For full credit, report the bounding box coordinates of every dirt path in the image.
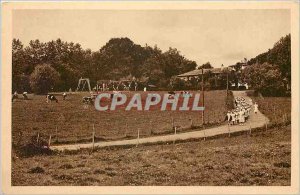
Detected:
[50,91,269,151]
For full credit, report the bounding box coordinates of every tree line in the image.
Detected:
[241,34,291,96]
[12,37,197,94]
[12,34,291,96]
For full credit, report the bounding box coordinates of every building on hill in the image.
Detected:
[228,62,250,71]
[177,67,232,81]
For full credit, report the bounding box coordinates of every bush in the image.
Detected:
[241,63,286,96]
[169,76,186,90]
[30,64,60,94]
[18,135,53,157]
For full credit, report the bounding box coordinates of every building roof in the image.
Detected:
[229,63,248,67]
[177,67,231,77]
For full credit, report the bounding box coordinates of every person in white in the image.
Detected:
[254,102,259,114]
[235,111,239,124]
[239,109,245,125]
[226,111,231,125]
[231,111,236,125]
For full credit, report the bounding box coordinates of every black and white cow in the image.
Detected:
[167,91,176,99]
[82,96,94,104]
[23,92,29,100]
[12,91,18,102]
[181,91,192,98]
[110,91,121,99]
[168,91,176,95]
[62,92,67,100]
[46,94,58,103]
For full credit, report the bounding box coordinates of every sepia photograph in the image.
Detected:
[1,1,299,194]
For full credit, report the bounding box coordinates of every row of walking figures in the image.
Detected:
[225,97,258,126]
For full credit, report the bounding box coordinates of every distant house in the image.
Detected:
[231,82,249,90]
[177,67,232,81]
[229,62,249,71]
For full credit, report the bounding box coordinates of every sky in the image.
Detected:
[13,9,290,67]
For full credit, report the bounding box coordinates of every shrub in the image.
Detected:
[241,63,286,96]
[30,64,60,94]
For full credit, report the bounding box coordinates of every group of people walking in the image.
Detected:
[226,97,255,126]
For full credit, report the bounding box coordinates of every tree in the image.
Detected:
[12,39,26,92]
[169,76,186,90]
[198,62,213,69]
[241,63,285,96]
[30,64,60,94]
[13,37,198,91]
[247,34,291,90]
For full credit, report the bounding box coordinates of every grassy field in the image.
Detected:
[249,94,291,126]
[12,124,291,186]
[11,91,291,186]
[12,90,230,147]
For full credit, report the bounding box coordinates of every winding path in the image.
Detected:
[50,91,269,151]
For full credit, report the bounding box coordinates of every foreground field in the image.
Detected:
[12,90,230,147]
[12,124,291,186]
[11,91,291,186]
[249,95,291,126]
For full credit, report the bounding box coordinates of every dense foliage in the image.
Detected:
[12,38,197,93]
[29,64,60,94]
[241,63,286,96]
[12,34,291,95]
[242,34,291,96]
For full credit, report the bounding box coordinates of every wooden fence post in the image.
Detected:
[171,117,174,130]
[212,112,215,124]
[48,135,52,147]
[136,129,140,147]
[203,130,206,141]
[173,126,177,144]
[92,124,95,151]
[55,126,58,142]
[125,123,128,137]
[284,113,287,124]
[150,121,153,135]
[207,113,210,124]
[36,132,40,144]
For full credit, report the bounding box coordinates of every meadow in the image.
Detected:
[249,94,291,126]
[12,124,291,186]
[12,90,230,147]
[11,91,291,186]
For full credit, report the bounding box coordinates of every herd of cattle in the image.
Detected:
[12,90,192,104]
[12,91,95,104]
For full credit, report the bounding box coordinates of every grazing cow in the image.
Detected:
[167,91,176,99]
[12,91,18,102]
[46,94,58,103]
[62,92,67,100]
[168,94,175,99]
[181,91,192,98]
[82,96,93,104]
[110,91,121,99]
[23,92,29,100]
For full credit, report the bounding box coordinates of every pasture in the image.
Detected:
[12,123,291,186]
[249,95,291,126]
[12,90,230,147]
[11,92,291,186]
